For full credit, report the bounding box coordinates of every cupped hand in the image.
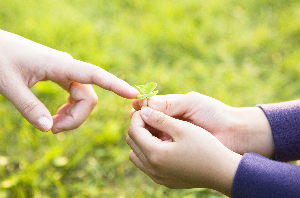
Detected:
[0,30,139,133]
[127,106,241,196]
[132,92,275,158]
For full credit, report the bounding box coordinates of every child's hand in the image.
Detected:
[132,92,275,158]
[127,106,242,196]
[0,30,139,133]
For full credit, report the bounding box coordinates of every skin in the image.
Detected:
[0,30,139,133]
[127,106,242,196]
[128,92,275,195]
[132,92,275,158]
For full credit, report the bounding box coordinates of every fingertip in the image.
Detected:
[132,99,141,110]
[128,150,137,163]
[122,86,140,99]
[114,82,140,99]
[130,110,145,128]
[130,108,137,118]
[132,88,140,98]
[36,116,53,132]
[51,127,63,134]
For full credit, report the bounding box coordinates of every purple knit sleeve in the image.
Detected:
[231,153,300,198]
[257,100,300,162]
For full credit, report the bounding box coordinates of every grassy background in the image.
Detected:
[1,0,300,197]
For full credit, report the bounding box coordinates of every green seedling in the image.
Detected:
[136,82,158,99]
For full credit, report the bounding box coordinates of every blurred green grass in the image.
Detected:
[1,0,300,197]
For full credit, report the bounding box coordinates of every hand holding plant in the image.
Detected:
[132,92,274,158]
[127,106,242,196]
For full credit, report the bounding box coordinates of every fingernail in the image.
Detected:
[37,117,53,132]
[141,106,153,117]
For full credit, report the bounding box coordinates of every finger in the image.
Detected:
[130,108,137,119]
[128,111,165,154]
[55,97,74,115]
[132,98,147,111]
[151,94,183,99]
[132,94,182,111]
[131,109,172,142]
[126,135,148,164]
[140,106,189,140]
[51,59,139,99]
[128,150,149,175]
[132,99,141,111]
[51,82,97,133]
[147,95,186,117]
[0,75,53,132]
[145,125,173,142]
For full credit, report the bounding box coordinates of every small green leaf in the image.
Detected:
[135,85,146,94]
[136,82,158,99]
[136,94,148,99]
[144,82,157,94]
[146,90,158,98]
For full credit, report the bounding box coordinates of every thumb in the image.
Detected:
[147,94,188,117]
[140,106,186,140]
[2,80,53,132]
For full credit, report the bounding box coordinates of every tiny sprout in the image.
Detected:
[136,82,158,99]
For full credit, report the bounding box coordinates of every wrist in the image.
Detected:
[230,107,275,158]
[210,147,242,196]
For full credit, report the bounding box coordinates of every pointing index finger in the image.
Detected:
[63,59,139,99]
[74,60,139,99]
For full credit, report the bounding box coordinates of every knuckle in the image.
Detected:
[61,52,73,59]
[81,84,99,107]
[90,91,98,106]
[93,96,98,106]
[164,99,172,113]
[186,91,200,99]
[21,100,39,116]
[148,153,160,167]
[151,176,164,186]
[184,91,203,109]
[149,171,169,187]
[147,150,166,168]
[89,66,99,81]
[90,66,109,87]
[153,112,168,126]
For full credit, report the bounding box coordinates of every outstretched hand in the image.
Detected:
[127,106,241,196]
[0,30,139,133]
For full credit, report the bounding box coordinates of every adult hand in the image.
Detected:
[127,106,242,196]
[132,92,275,158]
[0,30,139,133]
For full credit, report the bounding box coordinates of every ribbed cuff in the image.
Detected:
[258,100,300,162]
